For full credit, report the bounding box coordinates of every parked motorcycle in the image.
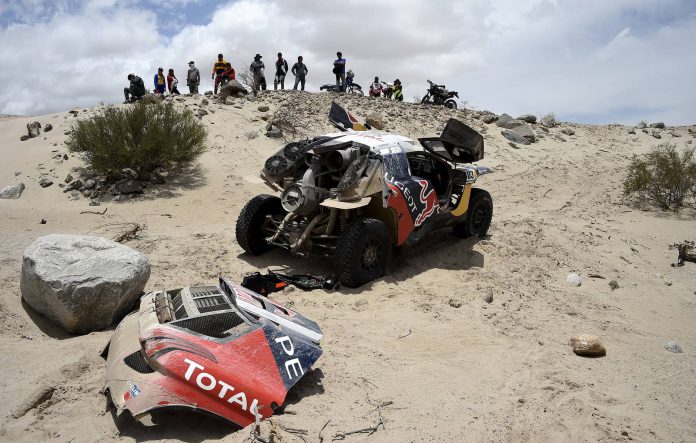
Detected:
[320,71,364,95]
[381,81,393,99]
[421,79,459,109]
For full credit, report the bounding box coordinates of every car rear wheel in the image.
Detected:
[453,188,493,238]
[236,194,285,255]
[444,99,458,109]
[334,217,391,287]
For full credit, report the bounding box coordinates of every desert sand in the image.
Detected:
[0,92,695,442]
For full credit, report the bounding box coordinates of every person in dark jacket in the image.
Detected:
[154,67,166,94]
[274,52,289,90]
[123,74,146,103]
[333,51,346,91]
[291,56,308,91]
[187,61,200,94]
[167,69,180,95]
[250,54,266,91]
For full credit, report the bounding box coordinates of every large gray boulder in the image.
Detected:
[219,80,248,100]
[540,114,557,128]
[496,113,526,129]
[501,129,531,145]
[0,183,25,199]
[27,121,41,139]
[21,234,150,333]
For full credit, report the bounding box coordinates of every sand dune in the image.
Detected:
[0,92,694,442]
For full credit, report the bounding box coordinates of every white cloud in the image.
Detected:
[0,0,694,124]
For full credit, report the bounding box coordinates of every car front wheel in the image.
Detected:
[453,188,493,238]
[236,194,285,255]
[334,217,392,287]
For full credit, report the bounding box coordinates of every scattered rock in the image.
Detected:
[66,179,83,191]
[366,112,386,130]
[39,178,53,188]
[501,129,531,145]
[26,121,42,139]
[224,97,236,106]
[64,174,73,184]
[609,280,619,291]
[201,98,209,106]
[20,234,151,333]
[246,131,259,140]
[20,135,30,141]
[83,179,96,190]
[670,131,681,137]
[89,201,101,206]
[197,109,208,117]
[636,121,647,129]
[627,129,636,134]
[40,219,46,224]
[649,122,665,129]
[652,130,662,139]
[0,183,25,199]
[64,130,71,136]
[44,123,53,132]
[266,128,283,138]
[517,114,537,124]
[664,341,682,353]
[114,179,143,195]
[150,171,166,184]
[448,299,462,308]
[508,142,520,149]
[554,135,567,143]
[540,114,557,128]
[496,114,526,129]
[561,128,575,136]
[569,334,606,357]
[481,114,497,124]
[483,289,493,304]
[566,273,582,287]
[258,105,270,112]
[68,109,79,116]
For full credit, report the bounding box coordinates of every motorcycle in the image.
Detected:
[421,79,459,109]
[320,71,364,95]
[369,81,383,98]
[381,81,393,99]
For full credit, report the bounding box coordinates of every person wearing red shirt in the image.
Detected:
[167,69,180,95]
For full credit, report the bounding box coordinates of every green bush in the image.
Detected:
[623,144,696,210]
[66,101,207,177]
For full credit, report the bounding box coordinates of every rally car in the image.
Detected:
[236,103,493,287]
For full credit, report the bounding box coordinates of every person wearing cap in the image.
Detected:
[393,79,403,101]
[274,52,289,90]
[154,67,166,94]
[291,56,308,91]
[333,51,346,91]
[212,53,228,94]
[250,54,267,91]
[123,73,145,103]
[187,61,200,94]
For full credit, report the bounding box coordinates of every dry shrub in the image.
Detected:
[66,101,207,177]
[623,143,696,210]
[269,97,322,141]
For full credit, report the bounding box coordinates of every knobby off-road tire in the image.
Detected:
[444,99,458,109]
[236,194,284,255]
[453,188,493,238]
[334,217,392,288]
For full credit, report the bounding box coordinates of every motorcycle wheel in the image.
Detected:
[421,95,430,104]
[350,86,364,96]
[444,99,458,109]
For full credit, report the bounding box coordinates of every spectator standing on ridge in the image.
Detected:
[123,74,145,103]
[167,69,180,95]
[212,53,228,94]
[221,62,235,83]
[291,56,308,91]
[187,61,200,94]
[393,79,403,101]
[250,54,267,91]
[154,67,166,94]
[274,52,289,90]
[333,51,346,91]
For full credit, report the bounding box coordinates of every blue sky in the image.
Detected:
[0,0,694,125]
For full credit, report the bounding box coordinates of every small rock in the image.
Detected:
[40,219,46,224]
[0,183,25,199]
[609,280,619,291]
[627,129,636,134]
[64,174,74,183]
[366,112,386,130]
[39,178,53,188]
[89,201,101,206]
[197,109,208,117]
[246,131,259,140]
[652,130,661,139]
[114,179,143,195]
[83,179,96,190]
[664,341,682,353]
[258,105,270,112]
[481,114,497,124]
[150,171,166,184]
[569,334,606,357]
[27,121,42,138]
[561,128,575,136]
[501,129,531,145]
[63,154,68,160]
[266,128,283,138]
[566,273,582,287]
[66,179,83,191]
[517,114,537,124]
[201,98,209,106]
[649,122,665,129]
[68,109,79,116]
[448,299,462,308]
[483,289,493,304]
[44,124,53,132]
[621,431,629,437]
[508,142,520,149]
[64,130,71,136]
[496,114,526,129]
[540,114,557,128]
[636,121,647,129]
[669,131,681,137]
[20,135,29,141]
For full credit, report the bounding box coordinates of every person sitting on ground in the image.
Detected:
[123,74,146,103]
[212,53,228,94]
[167,69,180,95]
[370,76,383,97]
[250,54,267,91]
[291,56,308,91]
[274,52,289,90]
[221,62,235,83]
[333,51,346,91]
[393,79,403,101]
[154,67,166,94]
[187,61,200,94]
